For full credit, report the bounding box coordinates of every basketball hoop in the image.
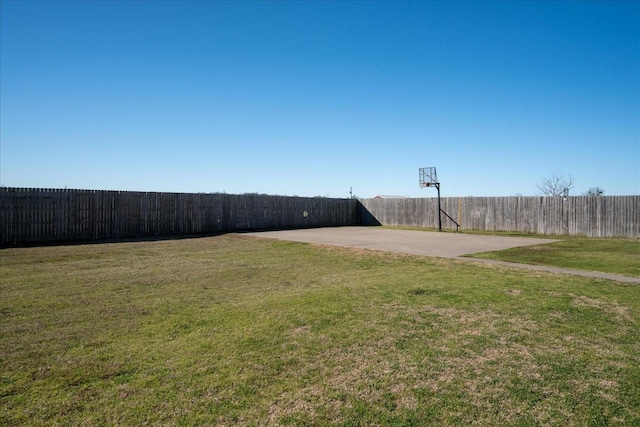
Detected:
[418,166,460,232]
[420,166,442,231]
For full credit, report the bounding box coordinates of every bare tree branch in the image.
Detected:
[537,173,575,196]
[584,187,604,196]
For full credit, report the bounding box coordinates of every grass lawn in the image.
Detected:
[1,234,639,425]
[465,236,640,278]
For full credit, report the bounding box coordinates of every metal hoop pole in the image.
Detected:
[436,183,442,232]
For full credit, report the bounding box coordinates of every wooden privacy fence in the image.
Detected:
[0,188,358,245]
[2,189,638,244]
[358,196,640,238]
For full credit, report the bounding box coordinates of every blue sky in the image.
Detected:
[1,1,638,198]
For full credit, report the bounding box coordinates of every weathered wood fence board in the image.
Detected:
[358,196,639,238]
[0,188,358,245]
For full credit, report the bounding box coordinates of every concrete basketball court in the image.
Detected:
[246,226,640,283]
[247,226,558,258]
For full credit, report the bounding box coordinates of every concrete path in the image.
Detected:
[245,226,640,284]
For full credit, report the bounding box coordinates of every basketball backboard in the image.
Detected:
[419,167,438,187]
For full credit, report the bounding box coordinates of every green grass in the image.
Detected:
[466,236,640,278]
[1,234,639,425]
[384,226,640,278]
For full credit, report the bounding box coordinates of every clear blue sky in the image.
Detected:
[1,1,639,198]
